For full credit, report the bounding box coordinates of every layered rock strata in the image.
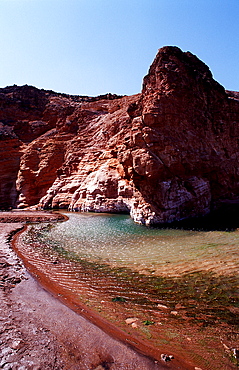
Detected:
[1,46,239,225]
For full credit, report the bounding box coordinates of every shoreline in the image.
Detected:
[12,226,194,370]
[0,211,187,369]
[0,210,68,224]
[2,210,236,369]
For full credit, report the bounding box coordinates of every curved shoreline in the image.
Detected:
[12,226,195,369]
[8,211,195,370]
[1,216,165,369]
[0,210,223,369]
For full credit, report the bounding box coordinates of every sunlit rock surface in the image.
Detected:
[1,46,239,225]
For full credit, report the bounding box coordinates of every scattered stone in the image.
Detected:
[125,317,140,328]
[222,343,230,350]
[125,317,139,325]
[161,353,174,362]
[10,339,22,349]
[157,303,168,310]
[170,311,178,316]
[94,366,105,370]
[232,348,239,359]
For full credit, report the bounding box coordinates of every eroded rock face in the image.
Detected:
[122,46,239,223]
[1,46,239,225]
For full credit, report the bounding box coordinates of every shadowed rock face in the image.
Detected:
[1,46,239,225]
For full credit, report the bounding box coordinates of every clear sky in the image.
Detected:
[0,0,238,96]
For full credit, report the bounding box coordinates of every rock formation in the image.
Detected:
[1,46,239,225]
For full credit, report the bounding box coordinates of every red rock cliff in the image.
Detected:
[1,46,239,225]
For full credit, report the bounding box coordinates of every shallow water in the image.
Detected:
[16,212,239,369]
[23,212,239,275]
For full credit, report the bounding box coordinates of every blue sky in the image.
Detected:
[0,0,238,96]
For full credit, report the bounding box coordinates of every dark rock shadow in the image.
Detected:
[154,202,239,232]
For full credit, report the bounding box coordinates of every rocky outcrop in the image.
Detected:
[1,46,239,225]
[123,46,239,223]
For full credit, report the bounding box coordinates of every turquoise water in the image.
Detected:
[15,212,239,369]
[22,212,239,277]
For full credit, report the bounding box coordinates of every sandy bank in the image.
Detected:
[0,210,67,223]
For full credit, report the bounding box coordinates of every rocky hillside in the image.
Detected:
[1,46,239,225]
